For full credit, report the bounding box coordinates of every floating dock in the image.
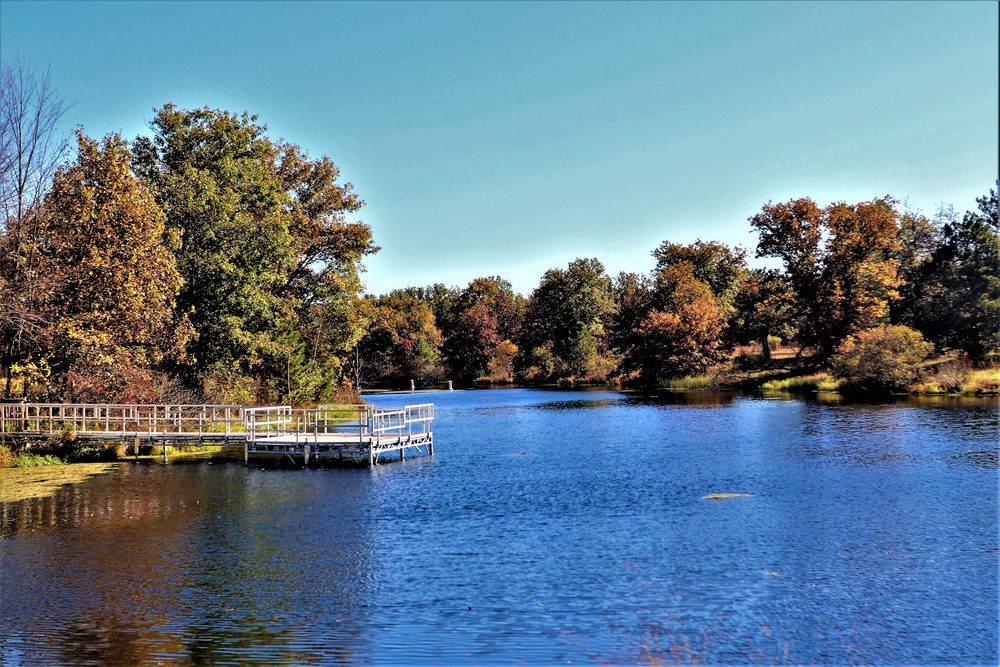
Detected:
[0,402,434,466]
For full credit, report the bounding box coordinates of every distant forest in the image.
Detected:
[2,58,998,403]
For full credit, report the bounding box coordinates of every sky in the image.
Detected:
[2,1,997,296]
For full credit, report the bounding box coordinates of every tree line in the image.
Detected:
[2,57,997,402]
[358,186,998,391]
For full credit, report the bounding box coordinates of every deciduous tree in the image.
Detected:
[751,197,903,356]
[37,132,188,400]
[520,258,615,380]
[0,54,69,396]
[620,263,726,383]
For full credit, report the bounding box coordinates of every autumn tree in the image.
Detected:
[356,292,444,387]
[832,324,934,394]
[445,276,523,383]
[817,199,903,352]
[750,197,902,356]
[36,132,188,401]
[399,283,462,338]
[619,262,727,384]
[447,302,502,384]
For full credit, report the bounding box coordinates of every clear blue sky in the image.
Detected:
[2,1,997,296]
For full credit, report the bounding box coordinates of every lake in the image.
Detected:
[1,388,997,665]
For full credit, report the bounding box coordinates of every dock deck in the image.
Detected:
[0,402,434,466]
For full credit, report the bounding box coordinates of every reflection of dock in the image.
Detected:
[0,403,434,466]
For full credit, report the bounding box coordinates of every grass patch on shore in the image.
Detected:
[760,372,842,394]
[663,375,716,390]
[11,454,66,467]
[961,368,1000,395]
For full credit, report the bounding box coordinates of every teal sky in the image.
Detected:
[2,1,997,296]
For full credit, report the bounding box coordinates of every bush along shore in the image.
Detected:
[649,345,999,398]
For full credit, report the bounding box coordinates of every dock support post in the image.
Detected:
[368,445,374,467]
[244,440,249,465]
[304,444,310,467]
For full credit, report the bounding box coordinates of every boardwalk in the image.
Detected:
[0,402,434,466]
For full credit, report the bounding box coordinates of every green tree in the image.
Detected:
[730,269,795,361]
[911,185,1000,359]
[890,207,941,326]
[133,105,293,377]
[652,239,747,307]
[133,105,376,398]
[520,258,615,380]
[608,271,653,377]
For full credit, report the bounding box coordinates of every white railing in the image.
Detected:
[0,403,245,438]
[1,401,435,454]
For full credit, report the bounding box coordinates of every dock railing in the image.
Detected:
[2,401,435,465]
[371,403,434,444]
[1,403,245,439]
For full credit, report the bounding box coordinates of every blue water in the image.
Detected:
[1,388,997,665]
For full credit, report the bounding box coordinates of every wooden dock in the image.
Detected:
[0,402,434,466]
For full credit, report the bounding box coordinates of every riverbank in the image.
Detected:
[0,442,244,471]
[658,349,1000,397]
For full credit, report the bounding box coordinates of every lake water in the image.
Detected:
[1,388,997,665]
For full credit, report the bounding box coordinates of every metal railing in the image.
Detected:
[0,403,245,439]
[1,402,435,462]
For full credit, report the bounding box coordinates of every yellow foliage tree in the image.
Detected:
[39,132,190,400]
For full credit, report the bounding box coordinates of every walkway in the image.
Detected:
[0,402,434,466]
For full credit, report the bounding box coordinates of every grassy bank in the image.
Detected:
[656,347,999,397]
[0,441,245,469]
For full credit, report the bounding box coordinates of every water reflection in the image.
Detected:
[1,464,378,665]
[2,389,997,665]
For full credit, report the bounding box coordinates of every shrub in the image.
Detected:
[928,355,972,393]
[832,325,934,393]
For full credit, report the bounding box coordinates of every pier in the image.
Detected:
[0,402,434,466]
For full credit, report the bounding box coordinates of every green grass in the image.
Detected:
[759,372,842,393]
[663,375,716,390]
[11,454,66,467]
